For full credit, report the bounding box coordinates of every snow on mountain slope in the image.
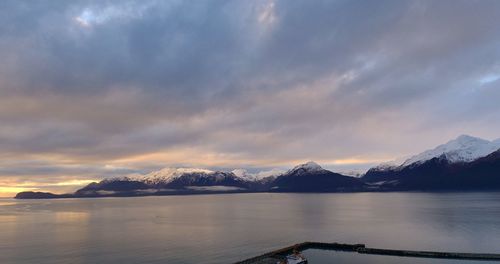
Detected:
[286,161,325,175]
[401,135,500,167]
[106,165,286,186]
[231,168,284,181]
[339,170,365,177]
[231,169,253,181]
[371,161,399,171]
[136,167,214,185]
[371,155,411,171]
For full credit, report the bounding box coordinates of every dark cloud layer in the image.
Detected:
[1,0,500,194]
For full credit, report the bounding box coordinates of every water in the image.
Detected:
[1,192,500,264]
[303,249,497,264]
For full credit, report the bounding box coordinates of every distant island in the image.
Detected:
[16,135,500,199]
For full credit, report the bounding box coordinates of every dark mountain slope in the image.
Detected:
[363,150,500,190]
[270,162,366,192]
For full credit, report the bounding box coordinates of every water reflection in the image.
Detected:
[55,211,90,222]
[1,192,500,264]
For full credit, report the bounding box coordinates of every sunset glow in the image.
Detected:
[1,0,500,197]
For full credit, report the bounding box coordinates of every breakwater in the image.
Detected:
[235,242,500,263]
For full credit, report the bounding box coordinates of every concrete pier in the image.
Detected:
[235,242,500,263]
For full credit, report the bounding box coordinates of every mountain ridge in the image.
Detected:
[15,135,500,199]
[363,135,500,190]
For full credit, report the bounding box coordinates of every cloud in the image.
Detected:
[1,0,500,195]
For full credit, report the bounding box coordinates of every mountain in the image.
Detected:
[75,168,253,197]
[363,135,500,190]
[269,162,366,192]
[162,171,250,190]
[74,162,365,196]
[16,135,500,199]
[363,150,500,190]
[15,191,71,199]
[369,135,500,174]
[401,135,500,166]
[138,167,215,186]
[231,168,284,182]
[16,162,365,198]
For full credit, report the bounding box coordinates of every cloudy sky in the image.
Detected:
[1,0,500,196]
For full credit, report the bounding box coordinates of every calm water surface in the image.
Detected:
[1,192,500,264]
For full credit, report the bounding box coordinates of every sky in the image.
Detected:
[1,0,500,196]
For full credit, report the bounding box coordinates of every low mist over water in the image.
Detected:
[2,192,500,264]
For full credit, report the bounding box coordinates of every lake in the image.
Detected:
[2,192,500,263]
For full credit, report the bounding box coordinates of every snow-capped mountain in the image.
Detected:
[75,168,252,196]
[87,165,284,191]
[288,161,325,174]
[137,167,214,185]
[400,135,500,166]
[364,135,500,180]
[164,171,249,189]
[370,135,500,173]
[270,161,366,192]
[362,148,500,190]
[231,168,284,181]
[16,146,500,199]
[67,161,366,197]
[129,167,251,188]
[363,135,500,190]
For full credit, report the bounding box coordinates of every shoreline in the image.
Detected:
[14,189,500,199]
